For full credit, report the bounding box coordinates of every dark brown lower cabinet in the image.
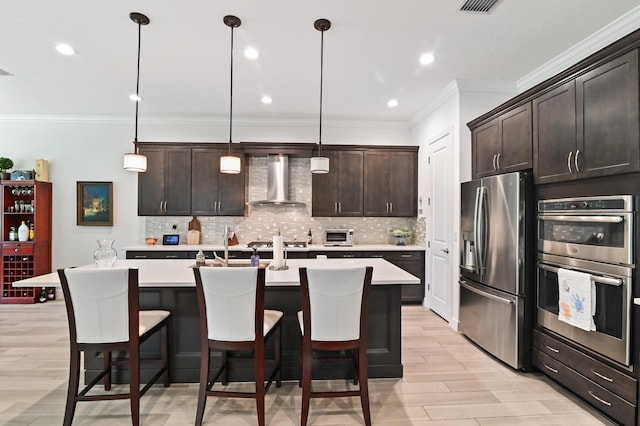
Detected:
[309,250,425,304]
[532,329,636,425]
[83,284,403,383]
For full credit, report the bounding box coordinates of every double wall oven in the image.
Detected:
[536,195,634,366]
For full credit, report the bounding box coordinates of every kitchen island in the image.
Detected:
[15,257,419,383]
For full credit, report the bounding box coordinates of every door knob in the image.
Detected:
[441,248,449,254]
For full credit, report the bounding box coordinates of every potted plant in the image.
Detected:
[0,157,13,180]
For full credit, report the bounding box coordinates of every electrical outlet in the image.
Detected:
[172,224,177,230]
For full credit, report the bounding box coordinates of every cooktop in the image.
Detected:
[246,241,307,248]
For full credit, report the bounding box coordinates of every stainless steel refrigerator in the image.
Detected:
[459,171,534,370]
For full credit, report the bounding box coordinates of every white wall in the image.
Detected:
[0,116,411,270]
[410,80,516,329]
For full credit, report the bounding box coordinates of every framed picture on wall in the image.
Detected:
[77,181,113,226]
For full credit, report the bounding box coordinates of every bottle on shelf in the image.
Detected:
[307,229,313,245]
[17,221,29,242]
[29,223,34,240]
[8,226,16,241]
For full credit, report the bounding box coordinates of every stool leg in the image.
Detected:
[358,344,371,426]
[129,345,141,426]
[275,324,282,388]
[161,323,170,387]
[255,342,266,426]
[63,348,80,426]
[195,346,210,426]
[300,343,312,426]
[103,351,112,391]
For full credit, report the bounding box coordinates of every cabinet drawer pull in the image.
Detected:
[389,202,393,213]
[591,369,613,382]
[542,362,559,374]
[400,254,413,258]
[165,255,179,259]
[496,153,501,170]
[574,149,581,172]
[567,151,573,173]
[371,254,384,258]
[588,390,612,407]
[492,154,497,170]
[544,344,560,353]
[133,255,148,259]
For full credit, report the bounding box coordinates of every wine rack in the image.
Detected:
[0,180,52,304]
[1,244,36,303]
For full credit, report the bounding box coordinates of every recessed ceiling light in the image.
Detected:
[244,47,259,59]
[261,95,272,104]
[419,52,435,65]
[56,43,75,55]
[129,94,142,102]
[387,99,399,108]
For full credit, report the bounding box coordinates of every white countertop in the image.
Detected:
[124,243,425,253]
[13,258,420,288]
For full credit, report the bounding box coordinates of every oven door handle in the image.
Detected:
[537,215,624,223]
[537,263,622,286]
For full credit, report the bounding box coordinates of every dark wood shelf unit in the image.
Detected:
[0,180,52,304]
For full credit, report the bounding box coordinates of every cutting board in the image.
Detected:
[188,216,201,231]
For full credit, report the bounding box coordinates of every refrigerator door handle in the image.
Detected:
[460,280,514,305]
[475,186,487,273]
[473,187,482,274]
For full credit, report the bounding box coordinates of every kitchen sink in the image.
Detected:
[190,259,271,268]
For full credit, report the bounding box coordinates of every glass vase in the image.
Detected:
[94,239,117,268]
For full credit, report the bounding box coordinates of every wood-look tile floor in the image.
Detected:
[0,301,616,425]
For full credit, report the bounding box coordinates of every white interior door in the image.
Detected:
[427,130,453,321]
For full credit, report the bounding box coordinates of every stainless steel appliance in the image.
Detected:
[537,196,634,265]
[536,195,634,366]
[323,229,354,246]
[459,171,534,370]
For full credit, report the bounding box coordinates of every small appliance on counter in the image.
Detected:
[389,229,412,246]
[323,229,354,246]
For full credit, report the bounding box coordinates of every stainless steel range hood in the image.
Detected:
[250,154,306,207]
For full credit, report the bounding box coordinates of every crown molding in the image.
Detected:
[0,114,406,129]
[517,6,640,92]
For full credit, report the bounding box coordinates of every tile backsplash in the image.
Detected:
[145,157,424,246]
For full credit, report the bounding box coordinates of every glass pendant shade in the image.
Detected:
[123,152,147,172]
[220,155,241,174]
[310,156,330,174]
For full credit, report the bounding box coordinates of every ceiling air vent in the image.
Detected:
[459,0,502,13]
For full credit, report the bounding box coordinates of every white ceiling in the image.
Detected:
[1,1,639,124]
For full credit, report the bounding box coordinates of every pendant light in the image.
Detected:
[123,12,150,172]
[220,15,242,174]
[310,18,331,174]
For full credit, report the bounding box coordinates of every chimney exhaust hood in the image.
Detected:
[251,154,306,207]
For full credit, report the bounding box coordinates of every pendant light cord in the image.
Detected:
[134,20,142,151]
[228,24,234,156]
[318,29,324,157]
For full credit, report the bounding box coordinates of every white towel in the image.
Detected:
[557,268,596,331]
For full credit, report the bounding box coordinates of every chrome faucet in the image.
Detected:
[213,225,231,266]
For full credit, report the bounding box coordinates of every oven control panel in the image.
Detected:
[538,195,633,213]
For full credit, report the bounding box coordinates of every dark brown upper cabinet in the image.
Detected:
[138,145,191,216]
[472,102,532,179]
[137,143,245,216]
[191,148,245,216]
[534,49,639,184]
[312,150,364,217]
[363,149,417,217]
